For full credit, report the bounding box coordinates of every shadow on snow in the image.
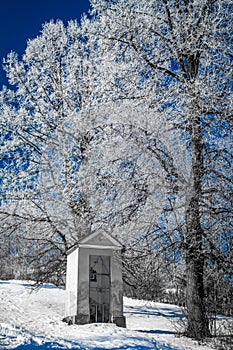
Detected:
[12,340,179,350]
[124,305,184,319]
[137,329,175,335]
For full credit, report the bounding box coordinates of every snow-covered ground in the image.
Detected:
[0,280,215,350]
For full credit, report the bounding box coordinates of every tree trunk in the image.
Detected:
[185,115,210,339]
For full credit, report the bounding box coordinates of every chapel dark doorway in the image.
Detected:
[89,255,110,323]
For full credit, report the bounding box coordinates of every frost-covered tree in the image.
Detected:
[83,0,233,339]
[0,20,110,283]
[0,19,173,284]
[0,19,164,284]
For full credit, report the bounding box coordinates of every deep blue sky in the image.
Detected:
[0,0,90,89]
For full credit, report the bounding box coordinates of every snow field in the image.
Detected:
[0,280,214,349]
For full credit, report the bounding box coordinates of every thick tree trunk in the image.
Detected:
[185,203,209,339]
[185,115,210,339]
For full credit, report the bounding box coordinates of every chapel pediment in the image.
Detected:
[78,230,122,249]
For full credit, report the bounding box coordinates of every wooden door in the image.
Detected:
[89,255,111,323]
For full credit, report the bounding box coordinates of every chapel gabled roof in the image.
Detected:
[67,229,122,255]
